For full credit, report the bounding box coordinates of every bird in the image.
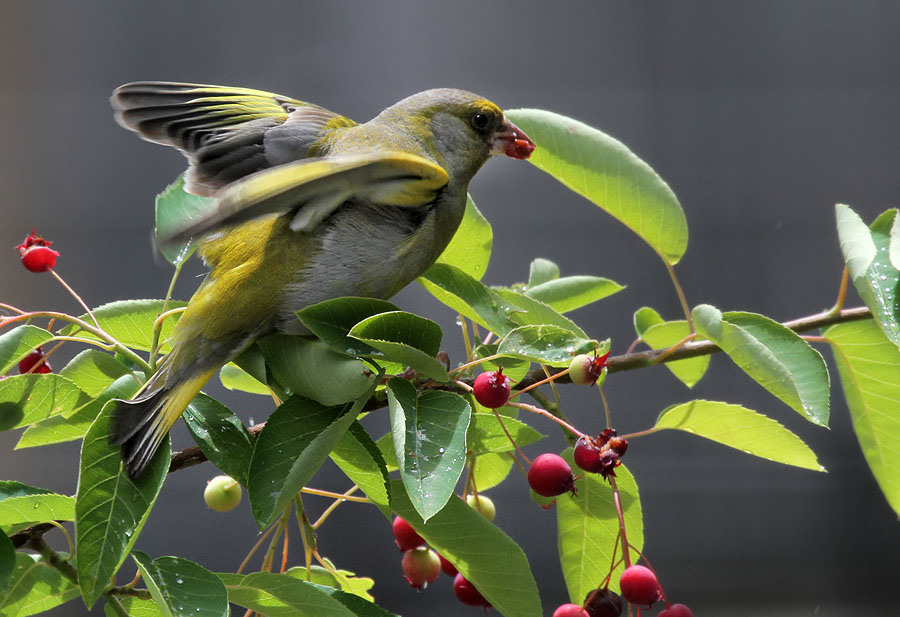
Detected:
[107,82,535,478]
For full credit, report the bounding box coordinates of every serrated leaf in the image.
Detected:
[182,394,253,486]
[495,288,588,337]
[497,325,602,367]
[132,551,228,617]
[692,304,830,425]
[61,300,187,353]
[470,451,515,491]
[507,108,688,265]
[219,571,357,617]
[297,297,401,357]
[827,320,900,516]
[528,258,560,287]
[386,379,470,521]
[654,400,824,470]
[418,263,517,335]
[349,312,447,382]
[60,349,130,398]
[641,319,709,387]
[155,174,216,266]
[390,478,541,617]
[468,412,544,456]
[0,374,90,431]
[836,205,900,348]
[75,406,169,608]
[258,335,376,405]
[219,363,269,395]
[0,326,53,376]
[0,553,80,615]
[104,596,163,617]
[329,422,391,516]
[0,482,52,502]
[525,276,624,313]
[248,394,368,530]
[0,531,13,594]
[16,374,140,449]
[437,195,493,279]
[0,494,75,531]
[306,583,396,617]
[557,455,642,601]
[472,344,532,382]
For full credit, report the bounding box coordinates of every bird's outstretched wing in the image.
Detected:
[160,151,450,246]
[112,82,357,195]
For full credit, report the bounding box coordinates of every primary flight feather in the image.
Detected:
[109,82,535,478]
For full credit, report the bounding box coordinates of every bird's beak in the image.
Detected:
[492,118,536,159]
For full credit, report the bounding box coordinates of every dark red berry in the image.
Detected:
[573,433,627,479]
[553,603,589,617]
[527,453,576,497]
[583,587,623,617]
[438,552,458,576]
[401,547,440,589]
[18,348,52,374]
[392,516,425,551]
[16,231,59,273]
[619,565,661,606]
[472,366,511,408]
[453,573,490,607]
[659,604,693,617]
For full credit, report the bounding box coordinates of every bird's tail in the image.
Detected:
[110,363,216,479]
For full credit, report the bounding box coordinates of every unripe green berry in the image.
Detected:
[465,494,496,521]
[203,475,242,512]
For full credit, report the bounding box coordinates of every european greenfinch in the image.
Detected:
[108,82,535,478]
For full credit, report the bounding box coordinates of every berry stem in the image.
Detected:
[0,302,26,315]
[827,266,850,317]
[491,409,532,465]
[459,315,474,361]
[599,386,613,428]
[449,354,504,377]
[510,366,568,399]
[311,486,366,529]
[609,475,632,568]
[48,268,100,330]
[651,333,696,365]
[237,519,279,574]
[507,400,583,438]
[150,259,186,370]
[665,261,694,333]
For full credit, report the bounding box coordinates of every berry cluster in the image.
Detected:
[573,429,628,479]
[551,566,693,616]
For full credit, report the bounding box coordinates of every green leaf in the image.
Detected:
[557,454,643,601]
[528,258,560,287]
[654,400,824,470]
[62,299,187,353]
[390,478,542,617]
[0,494,75,531]
[104,595,163,617]
[16,374,140,449]
[890,210,900,273]
[472,344,532,383]
[60,349,130,397]
[507,108,688,265]
[495,288,588,337]
[132,551,228,617]
[306,583,396,617]
[75,406,169,608]
[827,320,900,516]
[0,553,80,615]
[219,363,269,395]
[470,451,515,491]
[418,263,517,334]
[0,482,52,502]
[468,412,544,456]
[386,379,471,521]
[220,571,357,617]
[297,297,401,357]
[633,306,664,337]
[437,195,493,280]
[329,422,391,516]
[155,174,216,266]
[0,530,13,594]
[182,394,253,486]
[0,374,90,432]
[349,312,448,382]
[258,335,376,405]
[282,565,376,602]
[641,319,709,387]
[0,326,53,376]
[248,394,368,530]
[692,305,830,425]
[525,276,624,313]
[497,325,602,367]
[836,205,900,348]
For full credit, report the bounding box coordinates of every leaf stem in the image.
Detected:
[507,400,583,438]
[828,267,850,316]
[49,267,99,329]
[665,261,694,332]
[608,475,631,568]
[491,409,532,466]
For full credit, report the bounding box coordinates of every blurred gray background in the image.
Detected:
[2,2,900,615]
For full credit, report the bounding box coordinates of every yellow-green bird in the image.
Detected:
[108,82,535,478]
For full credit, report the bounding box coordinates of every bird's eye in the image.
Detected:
[471,112,491,132]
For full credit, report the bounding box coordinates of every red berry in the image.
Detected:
[392,516,425,551]
[583,588,623,617]
[619,565,661,606]
[18,348,52,374]
[553,603,589,617]
[438,552,458,576]
[659,604,693,617]
[16,231,59,273]
[528,453,576,497]
[472,366,511,408]
[573,433,627,479]
[453,573,490,607]
[401,547,440,589]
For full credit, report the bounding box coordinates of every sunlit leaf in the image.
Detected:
[437,195,493,280]
[525,276,624,313]
[0,374,90,432]
[0,553,79,615]
[0,326,52,376]
[349,312,448,382]
[497,325,602,367]
[132,551,228,617]
[155,174,216,265]
[61,299,186,353]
